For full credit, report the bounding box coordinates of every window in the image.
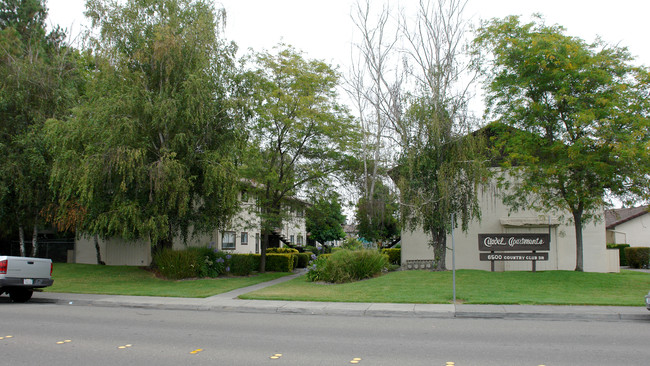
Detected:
[290,235,294,244]
[241,232,248,245]
[222,231,236,250]
[241,190,249,202]
[297,235,304,246]
[255,233,260,254]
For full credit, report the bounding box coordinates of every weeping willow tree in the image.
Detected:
[394,0,487,271]
[46,0,242,258]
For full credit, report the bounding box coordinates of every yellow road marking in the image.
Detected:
[270,353,283,359]
[56,340,72,345]
[190,348,204,354]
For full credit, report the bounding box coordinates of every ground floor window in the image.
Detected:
[297,235,304,245]
[222,231,236,250]
[241,232,248,245]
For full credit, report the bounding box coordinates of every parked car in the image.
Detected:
[0,256,54,303]
[646,291,650,311]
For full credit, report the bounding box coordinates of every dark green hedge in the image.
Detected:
[296,252,313,268]
[607,243,631,266]
[381,248,401,265]
[265,253,295,272]
[624,247,650,269]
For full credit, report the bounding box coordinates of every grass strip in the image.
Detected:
[45,263,290,298]
[240,269,650,306]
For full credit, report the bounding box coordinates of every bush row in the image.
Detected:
[153,247,317,279]
[624,247,650,269]
[381,248,401,265]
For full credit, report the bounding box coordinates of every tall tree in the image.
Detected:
[46,0,242,258]
[306,191,346,246]
[346,0,404,239]
[395,0,486,271]
[242,45,357,272]
[473,16,650,271]
[0,0,81,256]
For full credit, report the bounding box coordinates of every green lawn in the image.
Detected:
[239,269,650,306]
[45,263,291,298]
[45,264,650,306]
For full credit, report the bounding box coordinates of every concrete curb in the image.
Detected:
[24,292,650,322]
[18,269,650,322]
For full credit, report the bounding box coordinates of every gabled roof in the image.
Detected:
[605,205,650,230]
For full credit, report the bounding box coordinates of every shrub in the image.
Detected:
[153,248,202,280]
[341,237,364,250]
[607,244,631,266]
[296,252,313,268]
[306,249,388,284]
[266,253,295,272]
[267,247,299,254]
[228,254,259,276]
[381,248,401,265]
[624,247,650,269]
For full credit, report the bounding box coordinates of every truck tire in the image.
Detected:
[9,288,33,303]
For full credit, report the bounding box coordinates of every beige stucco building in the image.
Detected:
[73,190,308,266]
[401,179,619,273]
[605,205,650,247]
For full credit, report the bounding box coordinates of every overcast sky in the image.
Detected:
[46,0,650,68]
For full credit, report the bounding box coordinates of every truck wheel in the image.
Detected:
[9,289,33,303]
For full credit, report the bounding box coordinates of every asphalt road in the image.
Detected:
[2,303,648,366]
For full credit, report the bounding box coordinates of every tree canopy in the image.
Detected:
[474,15,650,271]
[241,45,357,271]
[0,0,81,255]
[306,192,346,245]
[46,0,242,252]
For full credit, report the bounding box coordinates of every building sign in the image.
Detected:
[478,233,550,252]
[479,252,548,261]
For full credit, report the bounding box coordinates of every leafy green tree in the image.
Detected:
[46,0,242,258]
[306,192,346,246]
[474,16,650,271]
[0,0,81,256]
[395,0,486,271]
[355,180,399,245]
[242,45,357,272]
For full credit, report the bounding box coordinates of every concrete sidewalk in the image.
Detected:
[26,270,650,322]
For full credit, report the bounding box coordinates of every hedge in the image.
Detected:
[267,247,299,254]
[265,253,295,272]
[624,247,650,269]
[381,248,401,265]
[606,243,631,266]
[296,252,313,268]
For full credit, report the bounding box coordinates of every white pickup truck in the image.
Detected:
[0,256,54,302]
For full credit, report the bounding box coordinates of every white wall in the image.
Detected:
[610,214,650,247]
[401,180,611,273]
[74,191,309,265]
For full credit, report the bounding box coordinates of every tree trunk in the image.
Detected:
[260,231,269,273]
[151,233,174,268]
[94,235,105,265]
[18,226,26,257]
[573,210,584,272]
[431,228,447,271]
[31,223,38,257]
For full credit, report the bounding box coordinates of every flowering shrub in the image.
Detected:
[306,250,388,283]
